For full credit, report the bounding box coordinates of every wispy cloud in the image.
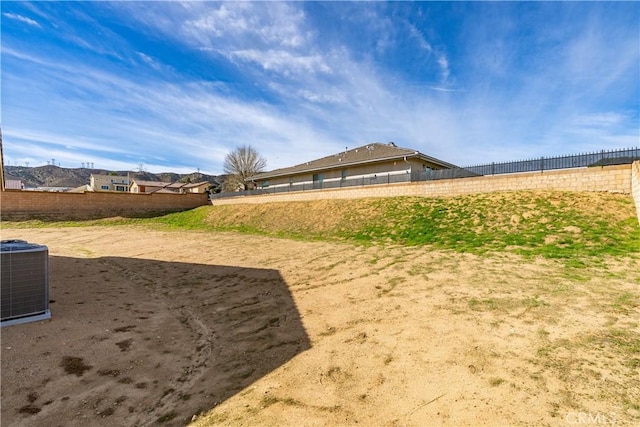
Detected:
[3,12,40,27]
[225,49,332,75]
[572,112,627,128]
[163,2,312,51]
[408,24,433,53]
[437,54,450,83]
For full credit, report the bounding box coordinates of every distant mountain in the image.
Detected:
[4,165,223,190]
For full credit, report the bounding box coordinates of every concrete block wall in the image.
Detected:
[0,190,208,220]
[213,164,633,206]
[631,161,640,225]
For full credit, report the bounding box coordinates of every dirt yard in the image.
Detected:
[1,226,638,426]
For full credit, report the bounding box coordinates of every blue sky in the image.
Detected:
[2,1,639,175]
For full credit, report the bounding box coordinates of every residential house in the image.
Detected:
[181,181,211,194]
[130,180,210,194]
[90,174,130,192]
[69,184,91,193]
[247,142,456,191]
[4,175,24,190]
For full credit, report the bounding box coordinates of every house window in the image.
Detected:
[262,181,270,188]
[101,185,109,190]
[341,169,347,180]
[313,173,323,189]
[115,186,127,192]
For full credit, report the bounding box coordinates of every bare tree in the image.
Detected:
[223,145,267,191]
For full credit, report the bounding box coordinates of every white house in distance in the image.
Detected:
[130,179,210,194]
[89,174,130,192]
[4,174,24,190]
[247,142,457,191]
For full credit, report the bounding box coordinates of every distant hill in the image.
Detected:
[4,165,223,190]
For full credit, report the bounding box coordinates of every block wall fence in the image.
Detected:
[215,163,640,224]
[0,190,208,220]
[632,161,640,225]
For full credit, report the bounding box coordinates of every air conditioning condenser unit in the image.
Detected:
[1,240,51,326]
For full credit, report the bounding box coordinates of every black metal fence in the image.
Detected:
[210,172,413,199]
[210,147,639,200]
[420,147,640,181]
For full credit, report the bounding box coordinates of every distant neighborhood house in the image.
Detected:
[247,142,457,191]
[130,180,210,194]
[4,175,24,190]
[90,174,130,192]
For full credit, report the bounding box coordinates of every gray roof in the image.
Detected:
[132,180,209,188]
[91,174,129,179]
[248,142,457,181]
[132,180,175,187]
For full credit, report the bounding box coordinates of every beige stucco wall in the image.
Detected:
[90,174,129,192]
[186,183,210,194]
[257,159,430,189]
[215,164,633,206]
[631,160,640,225]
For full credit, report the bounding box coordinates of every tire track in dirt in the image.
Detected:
[99,258,215,425]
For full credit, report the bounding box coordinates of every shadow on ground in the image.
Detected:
[1,255,310,426]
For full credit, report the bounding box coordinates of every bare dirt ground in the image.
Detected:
[1,226,639,426]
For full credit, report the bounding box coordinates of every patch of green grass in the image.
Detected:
[330,193,640,260]
[468,296,548,312]
[156,411,177,423]
[625,358,640,369]
[611,292,639,314]
[469,297,499,311]
[523,296,548,308]
[489,378,506,387]
[598,329,640,354]
[537,329,640,366]
[377,276,406,296]
[149,206,211,230]
[260,395,304,409]
[1,217,146,228]
[623,399,640,412]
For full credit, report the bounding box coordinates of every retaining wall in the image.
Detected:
[0,190,208,221]
[632,161,640,225]
[213,164,632,205]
